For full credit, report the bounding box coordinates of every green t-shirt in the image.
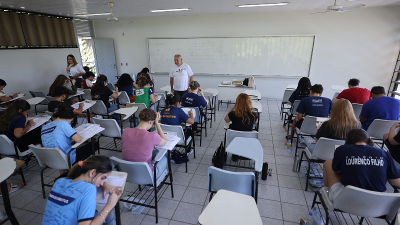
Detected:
[134,87,151,108]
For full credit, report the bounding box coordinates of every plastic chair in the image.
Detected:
[298,137,345,191]
[204,94,214,128]
[29,91,49,114]
[280,89,295,119]
[92,117,122,153]
[159,124,194,173]
[82,89,92,100]
[208,166,256,201]
[110,155,174,224]
[117,91,130,107]
[90,100,114,118]
[351,103,363,119]
[126,103,147,127]
[45,96,54,103]
[332,92,340,100]
[283,100,300,128]
[106,83,114,91]
[182,107,207,146]
[367,119,398,148]
[28,144,73,198]
[155,93,167,111]
[312,185,400,225]
[224,129,258,149]
[294,116,319,155]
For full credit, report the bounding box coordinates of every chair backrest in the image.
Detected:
[30,91,46,98]
[351,103,363,118]
[332,92,340,100]
[110,156,154,185]
[106,83,114,91]
[290,100,301,116]
[28,144,70,170]
[225,129,258,147]
[204,94,213,110]
[312,137,345,160]
[367,119,398,140]
[208,166,256,198]
[300,116,318,135]
[45,96,54,103]
[159,123,186,145]
[117,91,130,105]
[82,89,92,100]
[92,117,121,138]
[126,103,147,117]
[91,100,108,115]
[333,185,400,221]
[156,93,167,108]
[282,89,295,103]
[182,107,201,123]
[0,135,18,156]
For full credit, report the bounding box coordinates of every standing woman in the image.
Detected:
[42,155,122,225]
[67,54,86,88]
[288,77,311,105]
[224,93,258,131]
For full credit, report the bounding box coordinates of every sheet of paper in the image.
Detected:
[74,124,105,139]
[156,135,181,150]
[71,101,94,111]
[96,176,126,206]
[181,108,196,118]
[221,81,232,85]
[0,93,25,104]
[26,116,51,133]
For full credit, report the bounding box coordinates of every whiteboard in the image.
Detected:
[148,36,315,77]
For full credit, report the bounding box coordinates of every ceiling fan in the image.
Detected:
[311,0,365,14]
[75,2,131,22]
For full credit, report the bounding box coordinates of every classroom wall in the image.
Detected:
[95,6,400,99]
[0,48,81,97]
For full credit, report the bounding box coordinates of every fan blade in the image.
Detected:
[75,12,112,16]
[341,4,365,11]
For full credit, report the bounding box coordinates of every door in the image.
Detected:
[92,38,118,83]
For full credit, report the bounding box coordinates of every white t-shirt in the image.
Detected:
[67,64,85,79]
[169,63,193,91]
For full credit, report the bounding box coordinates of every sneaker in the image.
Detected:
[187,149,194,156]
[0,183,20,197]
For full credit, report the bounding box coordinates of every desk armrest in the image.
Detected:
[153,149,168,162]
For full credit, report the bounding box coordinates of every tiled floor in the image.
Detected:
[1,99,392,224]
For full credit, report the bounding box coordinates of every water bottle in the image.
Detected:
[286,139,291,151]
[308,212,315,225]
[284,122,288,132]
[312,207,324,225]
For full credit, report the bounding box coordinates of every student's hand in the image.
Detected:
[171,88,174,93]
[106,190,123,208]
[79,102,84,108]
[155,112,161,123]
[11,93,18,98]
[154,94,159,98]
[27,120,35,126]
[198,88,203,95]
[115,87,119,92]
[71,79,76,85]
[188,110,194,117]
[187,88,191,93]
[151,79,155,83]
[391,122,400,130]
[102,182,122,199]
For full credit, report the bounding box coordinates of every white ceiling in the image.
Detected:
[0,0,399,19]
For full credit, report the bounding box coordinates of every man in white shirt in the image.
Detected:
[169,54,194,97]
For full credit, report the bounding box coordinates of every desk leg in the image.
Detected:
[115,201,121,225]
[1,181,19,225]
[255,171,259,203]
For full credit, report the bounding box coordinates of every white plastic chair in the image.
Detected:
[332,92,340,100]
[82,89,92,100]
[204,94,214,128]
[155,93,167,111]
[294,116,319,155]
[280,89,295,118]
[106,83,114,91]
[45,96,54,103]
[351,103,363,119]
[367,119,398,147]
[182,106,207,146]
[225,129,258,149]
[117,91,130,106]
[283,100,301,128]
[92,117,122,153]
[28,144,72,198]
[313,185,400,225]
[208,166,256,201]
[126,103,147,127]
[110,156,173,224]
[91,100,114,118]
[298,137,345,191]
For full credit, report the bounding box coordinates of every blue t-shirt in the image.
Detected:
[160,106,189,125]
[41,121,77,164]
[332,144,400,192]
[182,93,207,109]
[360,96,400,130]
[296,96,332,118]
[42,178,96,225]
[119,85,133,97]
[4,114,26,144]
[288,89,309,104]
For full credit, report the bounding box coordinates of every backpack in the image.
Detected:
[171,150,189,164]
[212,142,227,169]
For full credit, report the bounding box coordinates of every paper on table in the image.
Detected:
[221,81,231,85]
[156,135,180,150]
[74,124,105,139]
[96,176,126,206]
[71,101,94,111]
[0,93,25,104]
[26,116,51,133]
[181,108,196,118]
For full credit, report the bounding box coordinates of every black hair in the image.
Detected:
[139,67,149,74]
[83,66,90,72]
[371,86,385,95]
[67,155,112,180]
[54,86,70,97]
[296,77,311,98]
[0,100,30,133]
[53,104,75,119]
[166,93,182,106]
[310,84,324,94]
[345,128,374,146]
[0,79,6,86]
[348,79,360,87]
[86,71,95,78]
[91,74,108,96]
[116,73,134,88]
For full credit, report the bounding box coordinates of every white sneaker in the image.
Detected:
[187,149,194,156]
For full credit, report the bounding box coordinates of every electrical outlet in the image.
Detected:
[123,33,124,36]
[126,63,128,66]
[121,63,123,66]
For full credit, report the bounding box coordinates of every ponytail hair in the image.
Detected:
[166,93,181,106]
[67,155,112,180]
[345,128,374,147]
[53,104,75,119]
[189,81,200,90]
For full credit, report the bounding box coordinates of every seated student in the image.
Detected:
[81,72,95,89]
[323,128,400,202]
[359,86,400,130]
[0,79,18,104]
[303,99,360,153]
[42,155,122,225]
[91,75,119,118]
[116,73,136,103]
[383,122,400,164]
[0,99,42,152]
[41,104,93,166]
[288,84,333,140]
[288,77,311,105]
[333,78,370,104]
[138,67,155,84]
[82,66,90,79]
[48,74,77,97]
[182,81,208,109]
[134,77,159,109]
[122,109,168,178]
[224,93,258,132]
[160,93,194,138]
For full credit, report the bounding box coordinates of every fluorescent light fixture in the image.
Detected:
[237,2,289,7]
[150,8,190,13]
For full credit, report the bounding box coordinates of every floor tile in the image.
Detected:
[279,187,307,206]
[147,198,180,219]
[181,187,208,205]
[278,175,302,190]
[257,199,282,220]
[171,202,203,224]
[281,203,309,223]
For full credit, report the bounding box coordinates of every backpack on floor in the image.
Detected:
[212,142,226,169]
[171,150,189,164]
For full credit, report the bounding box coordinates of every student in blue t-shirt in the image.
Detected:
[41,104,93,167]
[323,128,400,202]
[160,93,194,138]
[182,81,208,109]
[288,84,333,140]
[42,155,122,225]
[116,73,138,103]
[288,77,311,105]
[359,86,400,130]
